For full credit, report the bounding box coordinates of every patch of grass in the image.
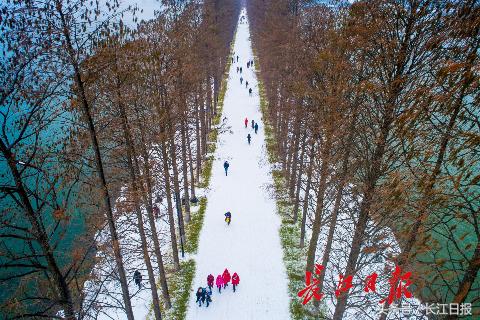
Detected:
[184,197,207,254]
[162,260,196,320]
[253,52,326,319]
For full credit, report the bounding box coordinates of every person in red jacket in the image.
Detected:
[222,268,231,289]
[232,272,240,292]
[207,274,214,291]
[244,117,248,128]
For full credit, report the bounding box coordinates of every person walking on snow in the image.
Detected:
[254,123,259,134]
[247,133,252,145]
[133,270,142,289]
[236,66,239,73]
[240,77,243,84]
[232,272,240,292]
[222,269,231,288]
[223,161,230,176]
[216,275,224,293]
[246,81,249,88]
[247,61,250,68]
[205,287,212,307]
[224,211,232,225]
[207,274,214,290]
[236,55,239,62]
[244,117,248,128]
[249,88,253,96]
[251,119,255,128]
[195,287,204,307]
[240,67,242,73]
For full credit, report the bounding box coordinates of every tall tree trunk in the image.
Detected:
[317,147,351,292]
[116,87,162,320]
[333,111,394,320]
[288,117,301,198]
[160,138,181,271]
[186,123,196,199]
[132,103,171,308]
[56,3,134,317]
[292,130,307,222]
[305,136,332,274]
[180,119,191,222]
[300,140,315,248]
[195,94,202,181]
[169,133,187,242]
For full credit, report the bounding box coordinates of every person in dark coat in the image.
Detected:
[254,123,259,134]
[247,134,252,145]
[249,88,253,96]
[223,160,230,176]
[246,81,248,88]
[240,77,243,84]
[195,287,204,307]
[240,67,242,73]
[237,66,239,73]
[207,274,215,290]
[236,55,239,62]
[133,270,142,289]
[205,287,212,307]
[153,205,160,219]
[247,61,250,68]
[251,119,254,128]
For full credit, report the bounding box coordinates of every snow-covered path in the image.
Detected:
[185,9,291,320]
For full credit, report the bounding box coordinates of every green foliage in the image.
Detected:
[184,197,207,254]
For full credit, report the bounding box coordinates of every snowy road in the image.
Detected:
[185,8,291,320]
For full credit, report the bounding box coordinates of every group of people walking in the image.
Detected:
[196,269,241,308]
[234,53,254,96]
[244,117,259,145]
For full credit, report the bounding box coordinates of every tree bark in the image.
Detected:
[300,140,315,248]
[160,138,181,271]
[56,3,134,317]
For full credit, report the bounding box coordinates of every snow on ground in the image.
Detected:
[185,8,291,320]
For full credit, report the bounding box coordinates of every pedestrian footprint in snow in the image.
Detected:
[222,269,231,289]
[224,211,232,225]
[216,274,224,293]
[240,77,243,84]
[246,81,249,88]
[251,119,255,129]
[232,272,240,292]
[223,160,230,176]
[247,133,252,145]
[254,122,259,134]
[133,270,142,289]
[207,274,214,290]
[244,117,248,128]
